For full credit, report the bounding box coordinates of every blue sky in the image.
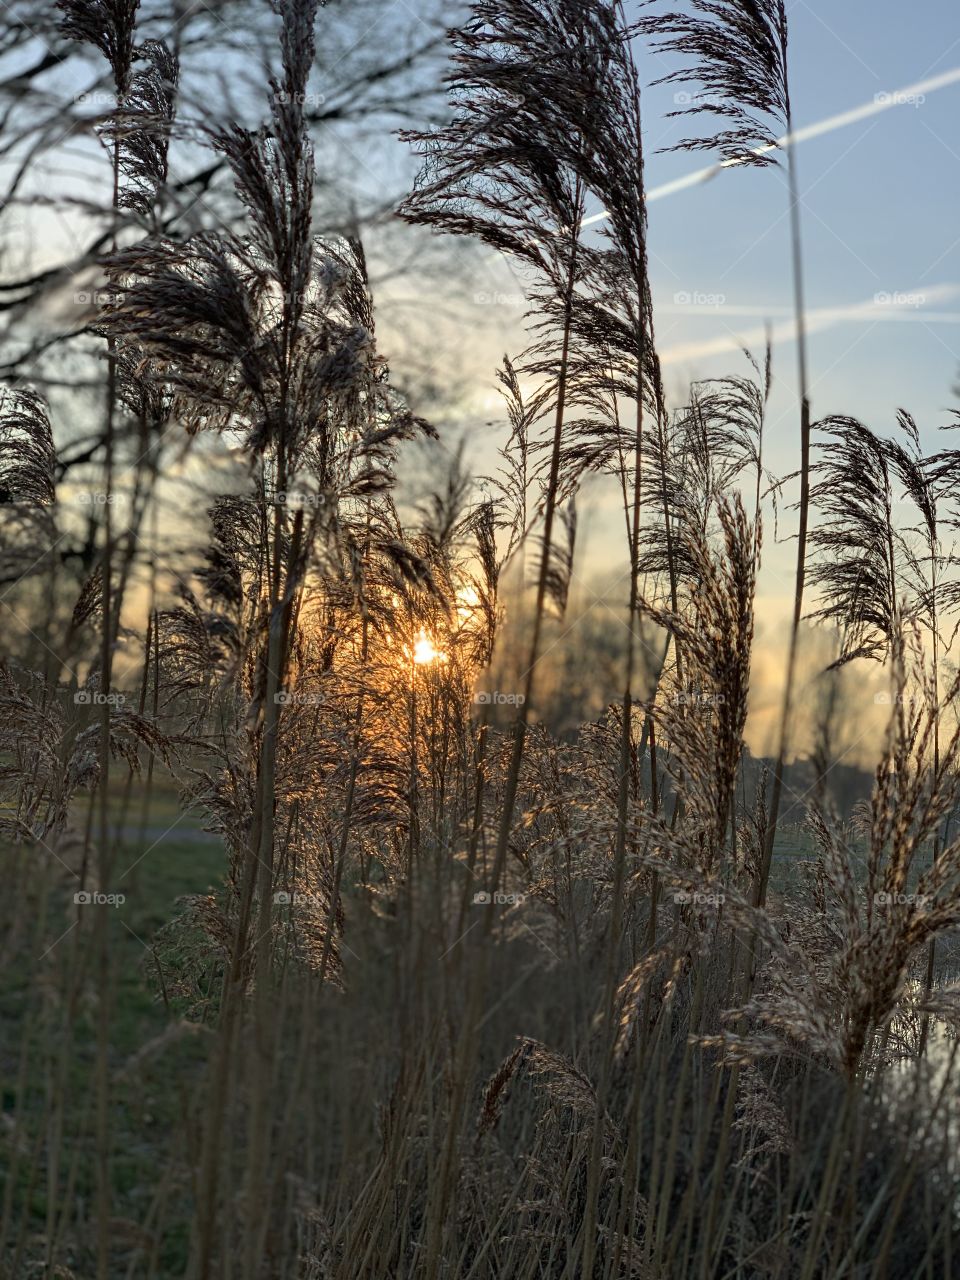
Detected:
[635,0,960,436]
[394,0,960,754]
[433,0,960,613]
[28,0,960,460]
[15,0,960,600]
[409,0,960,440]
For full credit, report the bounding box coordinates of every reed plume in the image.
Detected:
[640,0,810,915]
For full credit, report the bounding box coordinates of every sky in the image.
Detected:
[7,0,960,758]
[413,0,960,616]
[640,0,960,597]
[585,5,953,411]
[19,0,960,483]
[384,0,960,760]
[637,0,960,429]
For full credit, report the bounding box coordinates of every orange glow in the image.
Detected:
[456,585,480,623]
[412,629,444,665]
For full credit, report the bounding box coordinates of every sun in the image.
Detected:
[412,629,445,665]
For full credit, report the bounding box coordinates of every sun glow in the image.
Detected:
[412,629,445,665]
[455,585,480,624]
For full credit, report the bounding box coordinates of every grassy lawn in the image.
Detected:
[0,780,226,1276]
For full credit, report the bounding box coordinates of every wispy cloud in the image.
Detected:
[658,283,960,365]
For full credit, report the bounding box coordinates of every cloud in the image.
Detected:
[658,283,960,366]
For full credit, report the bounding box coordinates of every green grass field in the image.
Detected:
[0,780,225,1275]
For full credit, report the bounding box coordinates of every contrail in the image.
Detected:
[581,65,960,226]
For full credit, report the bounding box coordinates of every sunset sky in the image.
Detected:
[9,0,960,758]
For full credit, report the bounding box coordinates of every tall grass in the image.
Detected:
[1,1,959,1278]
